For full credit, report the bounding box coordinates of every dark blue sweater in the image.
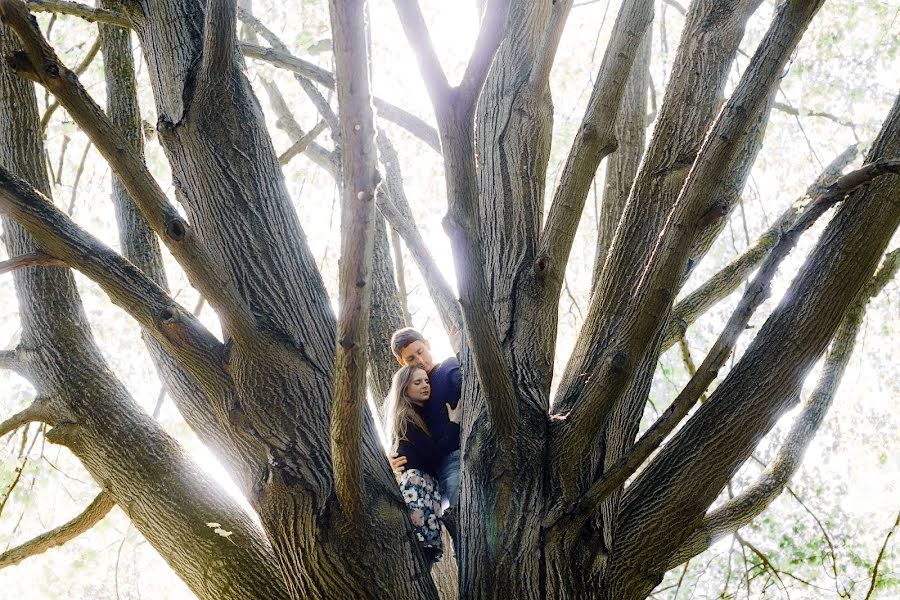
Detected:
[421,357,462,447]
[397,418,460,479]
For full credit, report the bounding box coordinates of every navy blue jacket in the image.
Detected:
[421,357,462,453]
[397,416,460,479]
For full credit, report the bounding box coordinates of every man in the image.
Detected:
[389,327,461,510]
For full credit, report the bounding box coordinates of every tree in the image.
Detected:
[0,0,897,598]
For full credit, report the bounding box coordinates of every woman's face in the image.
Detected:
[405,369,431,405]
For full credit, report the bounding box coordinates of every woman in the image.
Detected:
[383,365,461,563]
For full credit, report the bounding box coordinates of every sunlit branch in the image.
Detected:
[663,144,860,350]
[391,0,451,110]
[242,42,440,152]
[0,0,254,337]
[529,0,574,89]
[376,133,462,333]
[667,247,900,568]
[0,491,115,569]
[0,167,232,394]
[24,0,128,27]
[328,0,380,519]
[546,159,900,529]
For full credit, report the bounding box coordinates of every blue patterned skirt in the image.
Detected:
[399,469,443,561]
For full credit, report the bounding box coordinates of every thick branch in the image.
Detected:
[39,35,99,130]
[328,0,380,519]
[201,0,238,84]
[0,169,232,394]
[667,247,900,568]
[546,160,899,529]
[556,0,824,443]
[662,145,860,349]
[0,0,254,337]
[540,0,654,294]
[24,0,128,27]
[0,491,115,568]
[610,94,900,593]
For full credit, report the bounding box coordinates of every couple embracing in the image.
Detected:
[382,327,461,564]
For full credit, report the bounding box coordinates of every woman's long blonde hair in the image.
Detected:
[383,366,431,454]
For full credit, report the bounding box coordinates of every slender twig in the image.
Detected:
[864,511,900,600]
[390,227,412,326]
[40,36,101,130]
[0,491,115,568]
[240,43,440,152]
[0,251,65,275]
[278,120,328,166]
[67,139,91,214]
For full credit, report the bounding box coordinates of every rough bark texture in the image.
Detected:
[1,1,897,598]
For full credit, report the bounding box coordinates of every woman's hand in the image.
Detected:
[446,402,462,424]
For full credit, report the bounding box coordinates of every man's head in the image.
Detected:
[390,327,435,373]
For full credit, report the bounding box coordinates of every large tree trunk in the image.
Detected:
[1,0,898,598]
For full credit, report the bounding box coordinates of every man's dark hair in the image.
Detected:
[390,327,426,358]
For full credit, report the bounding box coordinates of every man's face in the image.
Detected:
[397,340,435,372]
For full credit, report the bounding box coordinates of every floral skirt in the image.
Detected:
[399,469,443,561]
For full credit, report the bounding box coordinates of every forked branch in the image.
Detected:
[666,248,899,568]
[24,0,128,27]
[546,159,900,529]
[0,168,232,393]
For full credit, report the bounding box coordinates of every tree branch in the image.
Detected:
[864,510,900,600]
[328,0,380,520]
[0,168,232,393]
[0,398,53,438]
[259,77,338,177]
[391,0,451,111]
[610,93,900,588]
[662,145,860,350]
[457,0,508,110]
[24,0,128,27]
[539,0,654,294]
[201,0,238,85]
[0,491,115,568]
[546,160,899,529]
[278,119,328,166]
[666,247,900,568]
[39,35,100,130]
[529,0,574,89]
[0,0,254,337]
[0,250,65,274]
[376,133,462,333]
[241,42,440,152]
[555,0,824,442]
